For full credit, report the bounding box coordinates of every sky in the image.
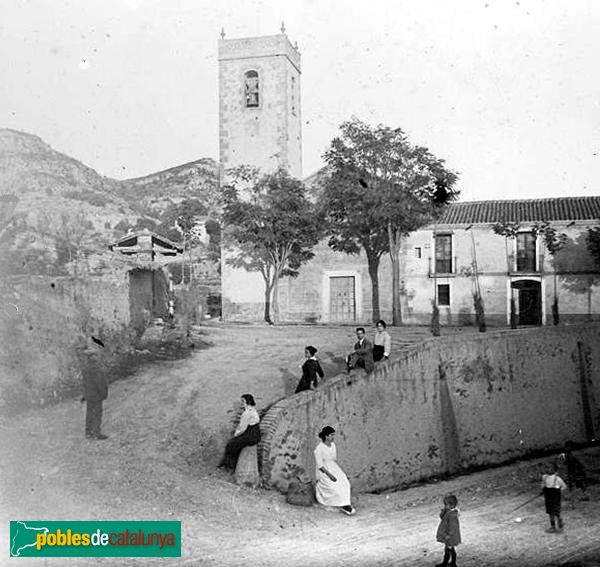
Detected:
[1,0,599,201]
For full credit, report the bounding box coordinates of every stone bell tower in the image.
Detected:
[218,24,302,180]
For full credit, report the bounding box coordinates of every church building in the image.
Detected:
[218,30,600,326]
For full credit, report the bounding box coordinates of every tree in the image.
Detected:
[157,199,207,284]
[221,167,322,324]
[556,233,598,321]
[320,118,458,324]
[157,199,207,244]
[430,300,441,336]
[54,209,96,276]
[205,218,221,264]
[534,222,567,325]
[493,220,520,328]
[587,225,600,267]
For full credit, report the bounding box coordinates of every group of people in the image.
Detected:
[217,323,393,516]
[217,392,591,567]
[294,321,393,395]
[218,401,357,517]
[81,327,590,566]
[346,320,392,375]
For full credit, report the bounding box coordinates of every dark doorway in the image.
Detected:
[129,269,169,331]
[512,280,542,325]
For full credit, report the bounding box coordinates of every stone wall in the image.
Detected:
[0,273,132,413]
[259,324,600,493]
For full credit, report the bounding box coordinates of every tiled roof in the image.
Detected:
[438,196,600,225]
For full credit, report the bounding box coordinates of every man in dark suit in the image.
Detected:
[82,337,109,440]
[346,327,374,374]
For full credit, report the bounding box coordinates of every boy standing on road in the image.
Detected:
[435,493,461,567]
[541,460,567,533]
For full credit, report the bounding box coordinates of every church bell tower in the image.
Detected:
[218,25,302,180]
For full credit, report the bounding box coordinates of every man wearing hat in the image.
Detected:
[81,336,109,440]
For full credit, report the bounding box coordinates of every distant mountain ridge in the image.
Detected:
[0,128,218,275]
[118,157,219,216]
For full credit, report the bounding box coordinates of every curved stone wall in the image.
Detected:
[259,325,600,493]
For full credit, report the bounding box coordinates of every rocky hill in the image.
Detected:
[119,158,219,217]
[0,129,219,276]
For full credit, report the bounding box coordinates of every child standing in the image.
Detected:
[541,460,567,533]
[435,494,461,567]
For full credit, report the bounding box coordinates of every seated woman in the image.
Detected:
[314,426,356,516]
[373,319,391,362]
[295,345,324,393]
[219,394,261,470]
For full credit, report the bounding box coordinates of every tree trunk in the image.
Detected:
[181,233,186,285]
[263,281,273,324]
[505,236,515,328]
[366,251,381,323]
[272,274,280,324]
[388,225,402,326]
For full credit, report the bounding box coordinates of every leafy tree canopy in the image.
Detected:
[320,118,458,255]
[221,167,323,322]
[222,166,322,278]
[156,198,208,244]
[319,117,458,322]
[588,225,600,267]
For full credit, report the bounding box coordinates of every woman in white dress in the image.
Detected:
[314,426,356,515]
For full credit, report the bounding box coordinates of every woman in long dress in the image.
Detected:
[314,426,356,515]
[295,346,324,393]
[219,394,260,470]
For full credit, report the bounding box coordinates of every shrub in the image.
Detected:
[430,300,440,336]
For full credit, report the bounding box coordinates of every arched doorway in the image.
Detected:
[511,279,542,325]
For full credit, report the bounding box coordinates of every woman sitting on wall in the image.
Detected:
[295,345,324,393]
[218,394,261,470]
[373,320,391,363]
[314,426,356,516]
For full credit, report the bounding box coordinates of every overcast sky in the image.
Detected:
[1,0,599,201]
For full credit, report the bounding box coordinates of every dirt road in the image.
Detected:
[1,324,598,566]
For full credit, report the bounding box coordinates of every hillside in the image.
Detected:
[0,129,219,276]
[119,158,219,217]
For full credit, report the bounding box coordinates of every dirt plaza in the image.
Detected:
[1,324,599,566]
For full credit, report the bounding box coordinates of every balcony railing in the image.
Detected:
[428,256,457,277]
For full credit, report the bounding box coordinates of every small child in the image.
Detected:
[541,460,567,533]
[435,493,461,567]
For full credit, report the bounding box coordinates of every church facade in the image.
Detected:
[218,31,600,326]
